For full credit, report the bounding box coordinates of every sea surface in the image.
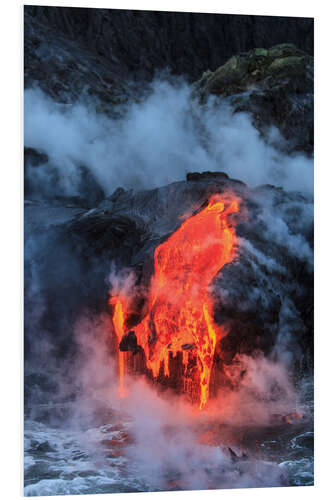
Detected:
[24,380,313,496]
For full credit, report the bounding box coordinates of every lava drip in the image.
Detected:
[109,296,127,397]
[110,196,239,409]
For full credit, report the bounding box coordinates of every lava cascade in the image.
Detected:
[110,196,239,409]
[109,297,128,398]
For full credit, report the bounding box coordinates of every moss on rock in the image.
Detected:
[207,55,249,94]
[268,55,305,74]
[193,43,313,154]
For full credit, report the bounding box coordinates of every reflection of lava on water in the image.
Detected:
[110,196,239,409]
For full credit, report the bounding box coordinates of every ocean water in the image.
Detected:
[24,386,313,496]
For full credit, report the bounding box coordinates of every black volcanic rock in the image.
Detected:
[119,331,140,354]
[186,171,230,182]
[194,44,314,153]
[25,6,313,102]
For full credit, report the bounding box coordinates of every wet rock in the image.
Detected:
[34,441,56,453]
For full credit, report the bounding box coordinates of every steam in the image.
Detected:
[24,252,309,492]
[212,353,300,425]
[61,310,294,491]
[254,191,314,270]
[24,79,313,200]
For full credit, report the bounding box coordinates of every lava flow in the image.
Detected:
[110,196,239,409]
[109,296,128,397]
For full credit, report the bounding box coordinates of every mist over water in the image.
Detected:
[24,79,314,199]
[24,309,311,495]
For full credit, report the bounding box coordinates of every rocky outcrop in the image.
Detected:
[25,6,313,103]
[194,44,314,153]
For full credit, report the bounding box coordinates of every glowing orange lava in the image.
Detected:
[109,297,127,397]
[111,196,239,409]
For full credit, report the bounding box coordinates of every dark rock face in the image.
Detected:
[24,7,130,105]
[194,44,314,153]
[25,6,313,102]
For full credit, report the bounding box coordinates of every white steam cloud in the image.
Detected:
[24,80,313,198]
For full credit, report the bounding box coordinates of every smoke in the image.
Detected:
[107,265,138,299]
[24,79,313,201]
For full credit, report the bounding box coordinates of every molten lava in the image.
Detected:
[109,296,127,397]
[110,196,239,409]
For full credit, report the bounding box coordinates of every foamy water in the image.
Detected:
[24,395,313,496]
